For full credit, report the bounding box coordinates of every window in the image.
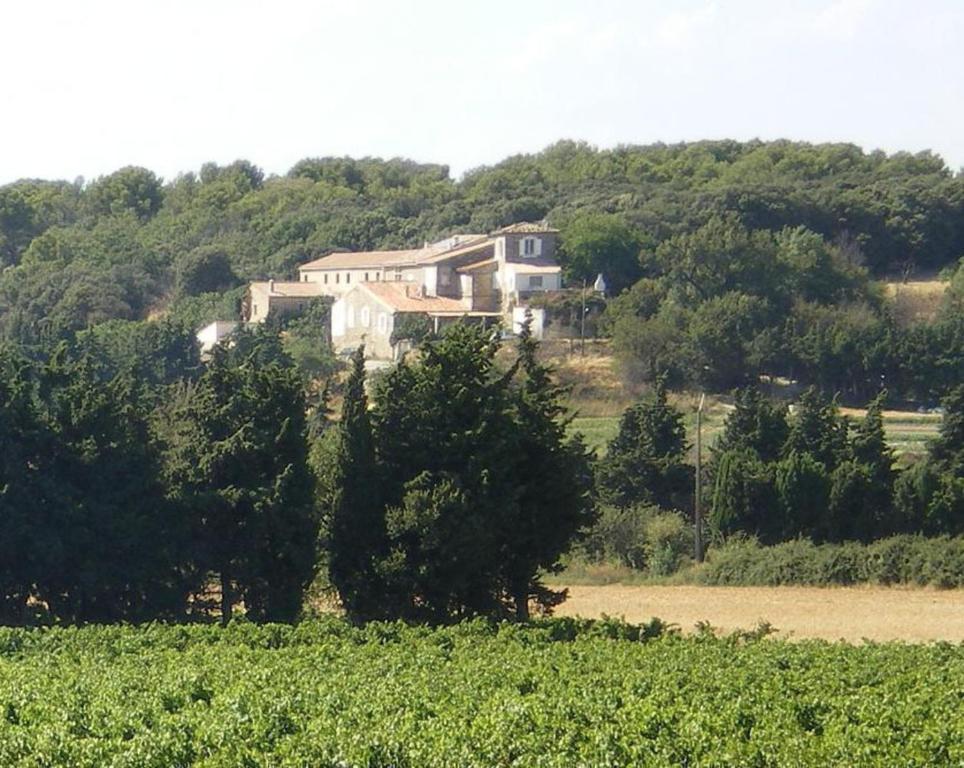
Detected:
[361,306,371,327]
[529,275,544,288]
[324,274,328,285]
[364,272,369,281]
[491,272,500,290]
[523,237,537,256]
[439,268,451,286]
[377,312,388,334]
[394,270,402,281]
[375,273,381,281]
[346,273,351,284]
[335,274,340,284]
[302,273,307,282]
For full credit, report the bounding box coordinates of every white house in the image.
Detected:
[243,221,564,358]
[196,320,239,355]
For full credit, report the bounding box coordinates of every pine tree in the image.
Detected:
[596,378,691,510]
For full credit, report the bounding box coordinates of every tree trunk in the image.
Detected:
[220,571,233,627]
[514,587,530,622]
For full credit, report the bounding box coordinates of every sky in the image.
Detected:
[2,0,962,185]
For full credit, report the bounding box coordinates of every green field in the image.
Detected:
[571,407,941,459]
[1,619,962,766]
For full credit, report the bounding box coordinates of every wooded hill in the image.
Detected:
[1,139,962,400]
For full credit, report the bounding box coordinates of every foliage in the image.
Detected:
[159,328,318,623]
[1,140,962,402]
[557,211,644,295]
[695,534,964,589]
[596,379,691,510]
[326,324,594,622]
[0,618,962,766]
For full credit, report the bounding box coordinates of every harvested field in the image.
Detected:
[554,584,964,642]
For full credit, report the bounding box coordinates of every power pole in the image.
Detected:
[695,392,705,563]
[580,278,587,357]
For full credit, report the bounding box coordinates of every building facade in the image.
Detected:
[243,221,562,359]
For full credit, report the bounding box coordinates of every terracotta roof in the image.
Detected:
[359,282,473,314]
[506,260,562,274]
[299,249,424,270]
[490,221,559,235]
[457,258,498,272]
[249,281,328,297]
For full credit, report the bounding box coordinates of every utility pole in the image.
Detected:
[580,278,587,357]
[695,392,705,563]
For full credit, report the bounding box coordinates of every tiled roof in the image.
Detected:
[299,249,424,270]
[359,283,474,314]
[490,221,559,235]
[299,233,491,271]
[250,281,328,297]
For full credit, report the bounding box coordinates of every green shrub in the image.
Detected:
[694,535,964,588]
[580,506,692,575]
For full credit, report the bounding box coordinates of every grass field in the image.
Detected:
[554,584,964,642]
[570,403,941,458]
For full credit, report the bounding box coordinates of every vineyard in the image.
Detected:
[1,618,961,766]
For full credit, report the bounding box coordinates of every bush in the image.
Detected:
[693,535,964,588]
[579,506,692,576]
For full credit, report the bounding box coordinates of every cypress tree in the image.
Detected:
[328,346,386,621]
[596,378,690,510]
[499,315,595,619]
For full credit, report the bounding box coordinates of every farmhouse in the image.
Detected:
[242,221,563,359]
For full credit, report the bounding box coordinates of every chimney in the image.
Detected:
[268,278,275,293]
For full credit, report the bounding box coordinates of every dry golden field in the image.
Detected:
[554,584,964,642]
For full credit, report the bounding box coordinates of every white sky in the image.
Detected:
[1,0,962,184]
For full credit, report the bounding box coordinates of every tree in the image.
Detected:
[31,352,190,623]
[0,348,43,622]
[846,391,897,536]
[596,379,691,510]
[709,448,779,542]
[930,385,964,477]
[162,335,317,623]
[327,346,387,621]
[327,323,594,622]
[498,316,595,618]
[559,213,644,296]
[368,325,518,620]
[84,166,163,220]
[684,292,773,389]
[775,450,831,540]
[784,387,849,471]
[174,245,239,297]
[714,387,788,463]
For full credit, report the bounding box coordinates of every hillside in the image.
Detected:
[2,140,963,343]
